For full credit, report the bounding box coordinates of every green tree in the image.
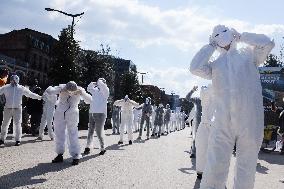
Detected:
[49,26,81,85]
[264,54,283,67]
[117,70,143,103]
[80,45,115,89]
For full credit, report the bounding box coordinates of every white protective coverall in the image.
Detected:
[38,89,58,139]
[133,108,142,132]
[195,85,214,174]
[0,77,41,142]
[190,25,274,189]
[47,83,91,159]
[114,96,139,142]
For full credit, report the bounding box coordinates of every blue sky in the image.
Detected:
[0,0,284,97]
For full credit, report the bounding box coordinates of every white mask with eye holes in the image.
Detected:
[212,25,234,48]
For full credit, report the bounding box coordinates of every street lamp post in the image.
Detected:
[45,8,84,38]
[137,72,147,84]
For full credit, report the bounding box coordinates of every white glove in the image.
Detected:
[209,35,217,48]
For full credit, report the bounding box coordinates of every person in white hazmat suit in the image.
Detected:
[84,78,109,156]
[133,107,142,132]
[195,85,214,180]
[114,95,139,145]
[163,104,171,134]
[0,75,42,146]
[47,81,91,166]
[37,88,58,140]
[190,25,274,189]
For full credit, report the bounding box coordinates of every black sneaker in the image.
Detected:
[99,150,106,155]
[146,137,150,140]
[151,134,155,137]
[15,141,21,146]
[52,154,63,163]
[157,135,160,138]
[129,140,132,145]
[197,173,203,180]
[190,154,196,158]
[118,141,123,145]
[161,133,165,136]
[84,147,90,155]
[72,159,79,166]
[0,140,4,146]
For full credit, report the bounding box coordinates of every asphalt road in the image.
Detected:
[0,127,283,189]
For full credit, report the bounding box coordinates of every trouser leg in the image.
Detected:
[200,126,234,189]
[233,129,263,189]
[13,108,22,142]
[146,117,150,137]
[127,118,133,141]
[86,114,96,148]
[54,113,66,155]
[119,121,125,142]
[94,113,106,150]
[0,108,12,141]
[67,121,81,159]
[39,112,47,138]
[139,117,145,137]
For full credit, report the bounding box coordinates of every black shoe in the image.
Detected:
[157,135,160,138]
[197,173,203,180]
[129,140,132,145]
[146,137,150,140]
[84,147,90,155]
[118,141,123,145]
[15,141,21,146]
[144,128,146,131]
[72,159,79,165]
[52,154,63,163]
[161,133,164,136]
[0,140,4,146]
[99,150,106,155]
[151,134,155,137]
[190,154,196,158]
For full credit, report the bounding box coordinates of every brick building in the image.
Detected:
[0,28,57,86]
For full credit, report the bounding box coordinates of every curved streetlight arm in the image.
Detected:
[45,8,84,18]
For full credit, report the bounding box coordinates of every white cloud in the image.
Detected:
[2,0,284,97]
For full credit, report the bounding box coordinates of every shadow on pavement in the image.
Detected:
[105,143,126,151]
[258,151,284,165]
[0,162,70,189]
[256,162,269,174]
[0,153,102,189]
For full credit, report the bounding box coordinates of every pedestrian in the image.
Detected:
[84,78,109,156]
[0,75,41,146]
[163,104,171,134]
[27,86,43,136]
[114,95,139,145]
[186,86,202,159]
[137,97,153,140]
[190,25,274,189]
[151,103,164,138]
[49,81,91,165]
[195,85,214,180]
[37,88,57,140]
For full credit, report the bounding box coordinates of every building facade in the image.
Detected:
[0,28,57,86]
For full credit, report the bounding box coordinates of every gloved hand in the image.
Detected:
[209,35,217,48]
[231,28,241,41]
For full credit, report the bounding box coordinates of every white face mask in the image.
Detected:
[212,25,234,48]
